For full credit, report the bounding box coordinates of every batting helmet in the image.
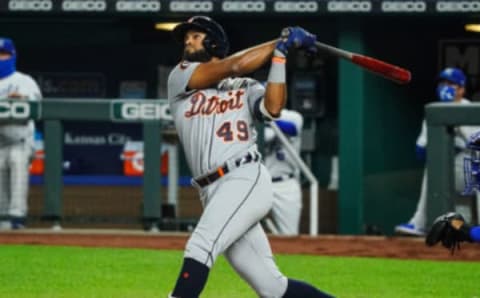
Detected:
[173,16,229,58]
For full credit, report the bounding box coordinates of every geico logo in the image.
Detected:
[8,0,52,11]
[0,102,30,119]
[222,1,265,12]
[437,1,480,12]
[382,1,426,12]
[274,1,318,12]
[116,1,161,12]
[62,0,107,11]
[170,1,213,12]
[121,103,172,120]
[327,1,372,12]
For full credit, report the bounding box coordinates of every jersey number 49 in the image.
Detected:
[216,120,249,142]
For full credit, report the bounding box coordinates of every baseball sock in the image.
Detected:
[283,279,335,298]
[171,257,209,298]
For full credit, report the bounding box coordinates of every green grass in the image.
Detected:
[0,245,479,298]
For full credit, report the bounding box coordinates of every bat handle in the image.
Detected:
[315,41,352,60]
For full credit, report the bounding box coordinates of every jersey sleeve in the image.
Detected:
[277,109,304,136]
[167,61,201,100]
[23,75,42,101]
[264,109,303,142]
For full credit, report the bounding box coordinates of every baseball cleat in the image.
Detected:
[394,223,425,236]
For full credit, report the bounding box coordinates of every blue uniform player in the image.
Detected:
[395,68,479,236]
[264,109,304,235]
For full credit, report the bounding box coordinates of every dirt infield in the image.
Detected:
[1,229,480,261]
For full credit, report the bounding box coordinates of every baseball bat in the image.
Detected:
[315,41,411,84]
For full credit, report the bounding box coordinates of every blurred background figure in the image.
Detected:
[395,67,479,236]
[264,109,304,235]
[0,37,42,230]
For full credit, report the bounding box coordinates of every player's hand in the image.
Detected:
[276,26,317,56]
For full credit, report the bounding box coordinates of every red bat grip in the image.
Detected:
[351,55,411,84]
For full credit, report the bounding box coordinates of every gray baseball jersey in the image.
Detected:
[167,61,289,296]
[168,61,264,178]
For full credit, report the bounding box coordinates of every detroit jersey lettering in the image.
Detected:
[168,61,264,177]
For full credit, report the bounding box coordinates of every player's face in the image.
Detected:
[182,30,212,62]
[0,51,12,60]
[439,80,465,101]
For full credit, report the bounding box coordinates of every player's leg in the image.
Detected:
[271,179,302,235]
[171,162,274,297]
[408,168,428,229]
[395,168,427,235]
[8,141,31,228]
[225,223,334,298]
[454,152,466,192]
[0,147,10,229]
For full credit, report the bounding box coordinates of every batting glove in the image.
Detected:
[276,26,317,56]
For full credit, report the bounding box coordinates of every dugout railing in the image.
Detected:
[0,99,168,228]
[426,102,480,227]
[1,98,320,234]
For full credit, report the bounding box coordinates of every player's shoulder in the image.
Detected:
[12,71,37,84]
[168,61,200,82]
[171,60,201,73]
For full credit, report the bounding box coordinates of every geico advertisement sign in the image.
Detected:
[0,101,32,119]
[111,100,172,121]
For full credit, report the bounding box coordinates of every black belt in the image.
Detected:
[272,173,294,182]
[194,152,260,188]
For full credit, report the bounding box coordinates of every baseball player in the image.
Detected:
[167,16,333,298]
[395,67,479,236]
[264,109,304,235]
[0,38,42,230]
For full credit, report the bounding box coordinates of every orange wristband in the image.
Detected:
[272,56,286,64]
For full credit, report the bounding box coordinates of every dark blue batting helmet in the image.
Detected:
[173,16,230,58]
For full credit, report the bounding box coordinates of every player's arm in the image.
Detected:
[188,40,278,90]
[188,27,316,90]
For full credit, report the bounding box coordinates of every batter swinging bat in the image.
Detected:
[314,41,411,84]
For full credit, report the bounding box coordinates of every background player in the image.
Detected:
[264,108,304,235]
[395,67,479,236]
[167,16,333,298]
[0,37,42,230]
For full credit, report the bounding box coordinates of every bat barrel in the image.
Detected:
[352,55,411,84]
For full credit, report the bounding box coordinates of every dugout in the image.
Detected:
[1,1,478,235]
